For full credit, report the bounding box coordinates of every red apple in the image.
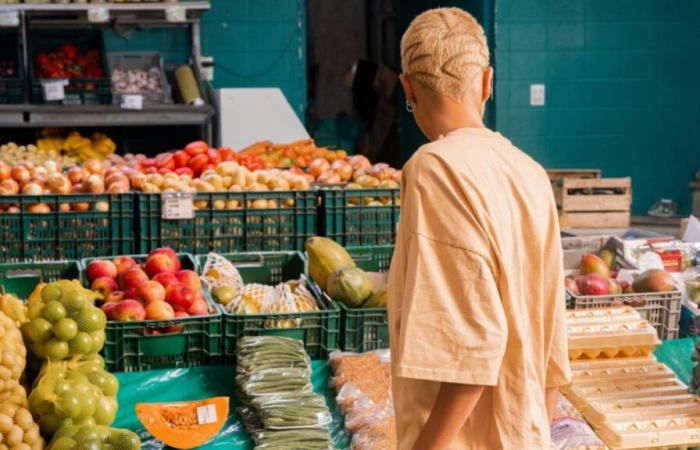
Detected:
[136,280,166,305]
[165,283,195,311]
[175,270,201,292]
[119,267,149,291]
[187,297,208,316]
[123,286,137,301]
[148,246,178,260]
[145,300,175,320]
[101,302,119,320]
[105,290,124,304]
[86,260,118,282]
[112,299,147,321]
[112,256,137,277]
[145,253,178,278]
[91,276,119,298]
[153,272,180,289]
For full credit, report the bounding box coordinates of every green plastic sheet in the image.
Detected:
[113,361,350,449]
[114,339,699,449]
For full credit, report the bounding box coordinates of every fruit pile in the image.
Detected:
[86,248,212,323]
[238,139,347,168]
[0,142,79,168]
[307,237,387,309]
[36,129,116,163]
[566,251,676,297]
[34,44,104,80]
[111,68,163,94]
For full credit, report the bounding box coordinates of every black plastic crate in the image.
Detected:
[0,29,23,104]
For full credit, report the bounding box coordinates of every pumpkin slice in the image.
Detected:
[135,396,229,449]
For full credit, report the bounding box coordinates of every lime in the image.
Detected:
[41,412,66,436]
[26,318,54,344]
[90,331,105,353]
[62,290,86,312]
[27,303,44,320]
[108,432,140,449]
[53,318,78,341]
[87,371,119,397]
[41,301,67,324]
[41,284,62,303]
[77,394,96,420]
[75,441,101,450]
[213,285,236,305]
[76,308,105,333]
[55,391,82,419]
[93,396,117,425]
[53,379,73,395]
[48,437,77,450]
[73,426,100,443]
[68,332,93,354]
[44,338,70,360]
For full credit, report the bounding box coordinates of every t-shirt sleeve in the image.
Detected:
[393,234,508,386]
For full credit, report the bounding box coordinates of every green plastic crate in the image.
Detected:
[137,191,317,254]
[80,253,223,372]
[336,245,394,352]
[318,188,400,246]
[0,29,23,104]
[196,251,340,363]
[0,260,80,300]
[0,193,135,262]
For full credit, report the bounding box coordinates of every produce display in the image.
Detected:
[329,350,395,450]
[0,142,78,168]
[34,44,104,80]
[238,139,347,169]
[306,237,387,308]
[235,336,332,449]
[86,248,212,322]
[111,68,163,94]
[36,129,116,163]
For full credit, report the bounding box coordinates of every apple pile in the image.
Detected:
[85,248,210,323]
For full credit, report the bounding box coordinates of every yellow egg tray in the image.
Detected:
[564,377,688,410]
[595,413,700,450]
[584,394,700,426]
[570,362,676,384]
[566,306,642,325]
[569,356,658,371]
[567,313,660,360]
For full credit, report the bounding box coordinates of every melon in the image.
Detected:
[135,397,229,449]
[305,237,356,291]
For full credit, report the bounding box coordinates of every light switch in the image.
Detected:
[530,84,545,106]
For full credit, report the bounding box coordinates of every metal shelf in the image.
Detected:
[0,2,210,21]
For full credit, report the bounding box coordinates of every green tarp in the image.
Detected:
[114,338,699,449]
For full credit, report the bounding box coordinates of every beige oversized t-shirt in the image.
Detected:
[387,127,571,450]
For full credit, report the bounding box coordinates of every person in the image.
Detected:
[387,7,571,450]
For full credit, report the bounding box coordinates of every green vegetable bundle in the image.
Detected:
[237,336,310,374]
[253,393,332,429]
[252,429,332,450]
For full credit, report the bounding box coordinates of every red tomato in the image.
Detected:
[158,167,172,175]
[174,167,194,177]
[173,150,190,168]
[202,164,216,173]
[188,154,209,175]
[206,148,222,166]
[155,153,175,171]
[141,158,156,168]
[218,147,236,161]
[144,167,158,174]
[184,140,208,156]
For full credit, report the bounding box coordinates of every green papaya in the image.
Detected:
[363,288,388,308]
[327,267,373,308]
[305,237,356,291]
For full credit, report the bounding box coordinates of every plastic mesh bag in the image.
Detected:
[201,252,244,292]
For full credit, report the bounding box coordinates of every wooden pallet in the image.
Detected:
[555,177,632,229]
[547,168,601,181]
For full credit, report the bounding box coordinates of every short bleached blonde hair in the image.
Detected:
[401,7,489,101]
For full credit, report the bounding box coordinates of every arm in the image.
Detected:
[412,383,485,450]
[545,386,559,424]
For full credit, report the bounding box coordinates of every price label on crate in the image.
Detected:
[165,6,186,22]
[42,80,67,102]
[121,94,143,110]
[161,192,194,220]
[0,10,19,27]
[87,7,109,23]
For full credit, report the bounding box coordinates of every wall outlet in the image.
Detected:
[530,84,545,106]
[201,56,214,82]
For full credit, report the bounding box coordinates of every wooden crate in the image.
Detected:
[547,168,601,181]
[554,177,632,229]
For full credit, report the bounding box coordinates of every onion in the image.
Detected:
[0,179,19,194]
[317,170,342,184]
[67,167,85,184]
[59,203,71,212]
[105,173,129,188]
[107,182,129,194]
[22,182,43,195]
[43,160,61,173]
[23,161,36,176]
[71,202,90,212]
[6,206,19,213]
[83,175,105,194]
[84,159,104,175]
[27,203,50,213]
[95,201,109,212]
[129,173,147,190]
[71,183,83,193]
[47,174,71,194]
[0,161,10,181]
[10,166,29,184]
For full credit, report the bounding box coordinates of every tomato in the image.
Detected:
[288,167,304,175]
[155,153,175,171]
[188,154,209,175]
[174,167,194,177]
[206,148,222,166]
[141,158,156,168]
[202,164,216,173]
[218,147,235,161]
[184,140,208,156]
[144,167,158,174]
[172,150,190,168]
[158,167,171,175]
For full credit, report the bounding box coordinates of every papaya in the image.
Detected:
[632,269,675,293]
[327,267,373,308]
[363,288,388,308]
[305,237,356,291]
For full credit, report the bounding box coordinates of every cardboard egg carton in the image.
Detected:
[585,394,700,425]
[570,361,676,385]
[595,413,700,449]
[569,356,657,371]
[564,377,688,410]
[567,306,642,325]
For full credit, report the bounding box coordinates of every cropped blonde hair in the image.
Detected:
[401,7,489,101]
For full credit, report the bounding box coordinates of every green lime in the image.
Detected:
[54,379,73,395]
[76,441,101,450]
[90,331,105,353]
[74,426,100,443]
[62,290,86,312]
[93,396,117,425]
[55,391,82,419]
[41,301,67,324]
[48,437,77,450]
[27,302,44,320]
[77,394,96,420]
[26,317,54,344]
[87,370,119,397]
[41,284,62,303]
[44,338,70,360]
[53,318,78,341]
[68,332,93,354]
[107,432,140,450]
[77,308,105,333]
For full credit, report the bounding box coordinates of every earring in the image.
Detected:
[406,99,415,112]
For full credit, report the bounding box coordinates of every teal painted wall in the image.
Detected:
[494,0,700,214]
[103,0,307,118]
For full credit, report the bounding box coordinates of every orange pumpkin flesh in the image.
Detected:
[135,396,229,449]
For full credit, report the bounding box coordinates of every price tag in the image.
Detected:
[87,7,109,23]
[165,5,186,22]
[42,80,66,102]
[121,94,143,110]
[161,192,194,219]
[196,404,217,425]
[0,10,19,27]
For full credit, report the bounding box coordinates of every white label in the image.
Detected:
[165,6,186,22]
[530,84,545,106]
[121,94,143,110]
[0,10,19,27]
[42,80,66,101]
[87,7,109,23]
[161,192,194,219]
[196,404,217,425]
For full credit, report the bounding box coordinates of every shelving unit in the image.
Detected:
[0,1,213,142]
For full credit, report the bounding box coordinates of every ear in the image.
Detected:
[399,74,415,102]
[481,66,494,103]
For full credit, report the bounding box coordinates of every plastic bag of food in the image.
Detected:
[253,392,332,429]
[238,368,312,397]
[201,252,244,292]
[550,418,607,450]
[236,336,310,375]
[253,428,332,449]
